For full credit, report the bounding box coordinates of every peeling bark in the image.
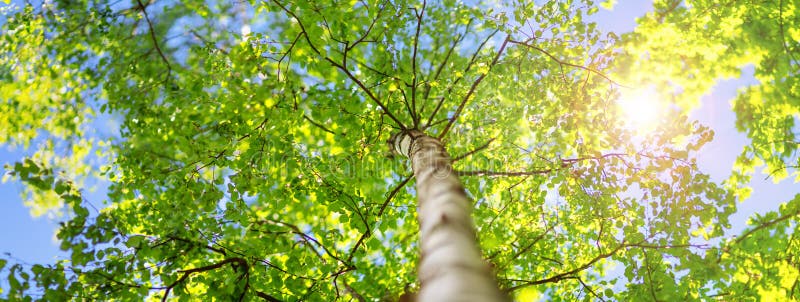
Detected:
[390,129,505,302]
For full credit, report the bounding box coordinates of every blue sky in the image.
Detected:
[0,162,65,263]
[1,0,798,274]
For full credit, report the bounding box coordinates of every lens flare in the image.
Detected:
[616,87,663,132]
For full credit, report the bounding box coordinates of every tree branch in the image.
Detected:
[458,153,628,177]
[271,0,406,128]
[576,277,607,302]
[734,209,800,244]
[327,57,406,128]
[161,257,247,302]
[409,1,426,127]
[452,138,495,162]
[303,114,335,134]
[504,243,628,292]
[438,36,510,139]
[420,20,470,107]
[161,236,228,256]
[135,0,171,83]
[504,241,706,292]
[424,29,499,129]
[509,39,627,87]
[347,175,412,263]
[266,218,348,265]
[347,2,386,51]
[255,291,284,302]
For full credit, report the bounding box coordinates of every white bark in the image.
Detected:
[390,129,505,302]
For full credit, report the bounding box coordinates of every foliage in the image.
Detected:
[0,0,797,301]
[617,0,800,299]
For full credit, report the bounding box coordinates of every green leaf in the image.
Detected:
[125,236,145,249]
[600,0,617,10]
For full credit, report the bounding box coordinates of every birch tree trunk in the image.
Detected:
[390,129,505,302]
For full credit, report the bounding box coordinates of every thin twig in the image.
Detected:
[347,3,385,51]
[576,277,607,302]
[452,138,495,162]
[303,115,335,134]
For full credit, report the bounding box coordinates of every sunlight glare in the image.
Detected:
[616,87,662,132]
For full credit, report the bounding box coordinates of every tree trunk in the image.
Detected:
[390,129,505,302]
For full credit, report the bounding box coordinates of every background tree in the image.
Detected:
[617,0,800,299]
[0,0,796,301]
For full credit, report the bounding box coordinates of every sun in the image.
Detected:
[616,86,663,132]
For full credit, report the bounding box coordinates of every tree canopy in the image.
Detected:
[1,0,798,301]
